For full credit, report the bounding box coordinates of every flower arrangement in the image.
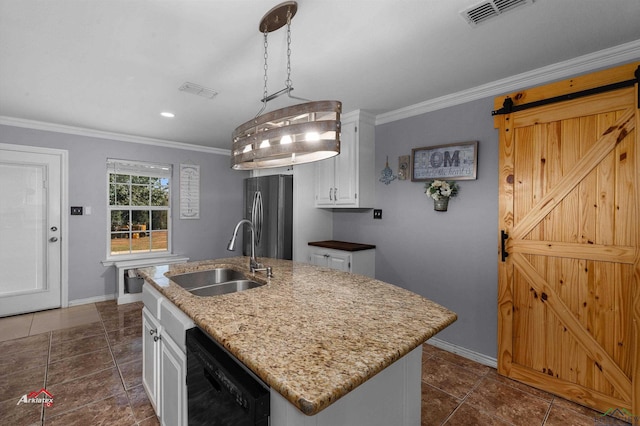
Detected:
[424,180,459,201]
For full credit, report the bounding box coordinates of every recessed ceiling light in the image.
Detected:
[160,112,175,118]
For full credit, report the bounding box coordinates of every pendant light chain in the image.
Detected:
[285,11,293,93]
[259,29,269,115]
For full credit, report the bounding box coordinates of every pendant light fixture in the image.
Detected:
[231,1,342,170]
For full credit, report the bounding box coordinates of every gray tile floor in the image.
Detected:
[0,301,632,425]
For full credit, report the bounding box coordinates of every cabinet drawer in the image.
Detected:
[142,282,163,319]
[160,300,194,352]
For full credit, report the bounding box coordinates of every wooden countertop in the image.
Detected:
[308,240,376,251]
[137,257,456,416]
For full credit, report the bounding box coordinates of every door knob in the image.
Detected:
[49,237,58,242]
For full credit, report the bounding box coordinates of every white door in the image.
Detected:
[0,145,63,317]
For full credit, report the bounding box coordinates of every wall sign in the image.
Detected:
[411,141,478,181]
[180,164,200,219]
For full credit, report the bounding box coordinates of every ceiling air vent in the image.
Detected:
[461,0,534,27]
[179,82,218,100]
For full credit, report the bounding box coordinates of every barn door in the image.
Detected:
[495,62,639,420]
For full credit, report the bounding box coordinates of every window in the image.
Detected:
[107,159,171,258]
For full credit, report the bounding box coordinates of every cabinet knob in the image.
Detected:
[153,335,161,342]
[150,329,157,336]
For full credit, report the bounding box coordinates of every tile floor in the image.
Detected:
[0,302,632,426]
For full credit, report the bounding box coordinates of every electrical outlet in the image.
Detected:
[70,206,83,215]
[373,209,382,219]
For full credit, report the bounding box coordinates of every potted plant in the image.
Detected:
[424,180,459,211]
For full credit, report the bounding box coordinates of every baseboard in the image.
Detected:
[427,337,498,369]
[68,294,116,307]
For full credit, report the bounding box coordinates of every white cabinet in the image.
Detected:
[159,332,187,426]
[142,308,161,411]
[142,283,194,426]
[310,249,351,273]
[309,246,375,278]
[315,110,375,208]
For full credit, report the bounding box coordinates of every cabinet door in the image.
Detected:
[334,119,358,206]
[315,158,336,206]
[142,308,161,412]
[328,252,351,272]
[310,251,329,267]
[160,334,188,426]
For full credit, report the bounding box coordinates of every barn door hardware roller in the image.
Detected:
[492,65,640,115]
[500,230,509,262]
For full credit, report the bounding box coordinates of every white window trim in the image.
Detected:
[106,159,173,262]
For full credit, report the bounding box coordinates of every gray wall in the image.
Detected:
[0,125,247,302]
[333,97,499,359]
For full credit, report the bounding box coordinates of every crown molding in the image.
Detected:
[0,116,231,156]
[376,39,640,125]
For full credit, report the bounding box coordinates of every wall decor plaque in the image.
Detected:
[180,163,200,219]
[411,141,477,181]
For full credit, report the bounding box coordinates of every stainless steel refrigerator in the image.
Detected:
[243,175,293,260]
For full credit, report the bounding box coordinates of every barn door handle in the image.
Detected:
[501,230,509,262]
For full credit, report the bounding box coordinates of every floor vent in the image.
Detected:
[179,82,218,99]
[461,0,534,26]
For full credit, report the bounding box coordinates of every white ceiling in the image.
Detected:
[1,0,639,151]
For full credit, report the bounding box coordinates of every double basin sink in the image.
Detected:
[169,268,264,297]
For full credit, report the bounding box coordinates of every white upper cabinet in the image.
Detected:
[315,110,375,208]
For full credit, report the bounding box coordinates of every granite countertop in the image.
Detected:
[137,257,457,416]
[308,240,376,251]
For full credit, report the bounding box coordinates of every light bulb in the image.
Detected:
[280,135,292,144]
[305,132,320,141]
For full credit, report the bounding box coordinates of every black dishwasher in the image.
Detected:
[186,327,270,426]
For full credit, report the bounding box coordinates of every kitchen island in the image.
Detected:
[138,257,457,425]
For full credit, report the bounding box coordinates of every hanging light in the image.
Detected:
[231,1,341,170]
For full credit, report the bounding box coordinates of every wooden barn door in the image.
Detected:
[495,62,639,420]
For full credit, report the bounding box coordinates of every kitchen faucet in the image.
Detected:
[227,219,273,277]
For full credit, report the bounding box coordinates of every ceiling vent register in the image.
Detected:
[461,0,534,26]
[179,82,218,100]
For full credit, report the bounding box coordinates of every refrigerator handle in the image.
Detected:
[255,191,263,245]
[251,191,259,245]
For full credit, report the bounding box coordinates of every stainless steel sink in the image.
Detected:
[189,279,264,297]
[169,268,264,296]
[170,268,247,290]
